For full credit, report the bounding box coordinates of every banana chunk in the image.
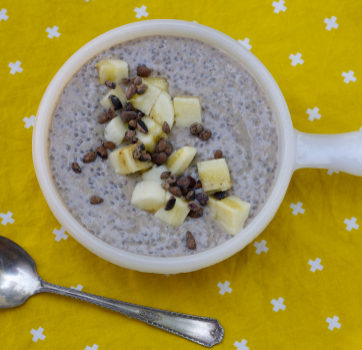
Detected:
[104,116,128,146]
[109,143,152,175]
[95,59,129,85]
[174,96,202,127]
[128,83,162,115]
[136,132,156,154]
[208,196,251,235]
[100,85,126,111]
[142,77,169,92]
[150,90,175,127]
[131,181,167,212]
[136,117,168,153]
[141,165,168,183]
[166,146,197,176]
[197,159,232,193]
[155,193,190,227]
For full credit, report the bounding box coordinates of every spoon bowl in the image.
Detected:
[0,235,223,347]
[0,236,41,308]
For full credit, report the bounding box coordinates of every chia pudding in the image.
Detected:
[48,35,279,257]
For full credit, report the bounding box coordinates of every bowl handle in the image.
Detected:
[293,129,362,176]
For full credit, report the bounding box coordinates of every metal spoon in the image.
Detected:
[0,236,223,347]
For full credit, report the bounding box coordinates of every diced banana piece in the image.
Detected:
[136,117,157,152]
[104,116,128,146]
[197,159,232,193]
[141,165,168,183]
[131,181,167,212]
[95,59,129,85]
[128,83,162,115]
[100,85,126,110]
[136,117,168,153]
[174,96,202,127]
[109,143,152,175]
[166,146,197,176]
[142,77,169,92]
[208,196,217,218]
[155,193,190,227]
[150,90,175,127]
[136,132,156,153]
[208,196,251,235]
[152,123,168,142]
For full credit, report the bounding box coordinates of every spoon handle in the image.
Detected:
[38,280,223,348]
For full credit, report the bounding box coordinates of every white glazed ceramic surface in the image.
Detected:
[33,20,362,274]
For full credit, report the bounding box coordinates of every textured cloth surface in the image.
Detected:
[1,1,362,349]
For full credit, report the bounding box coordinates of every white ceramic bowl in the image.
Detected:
[33,20,362,274]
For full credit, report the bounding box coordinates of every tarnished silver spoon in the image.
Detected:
[0,236,223,347]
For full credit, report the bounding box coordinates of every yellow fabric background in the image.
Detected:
[1,0,362,349]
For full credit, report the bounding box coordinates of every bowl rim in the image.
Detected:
[33,19,295,274]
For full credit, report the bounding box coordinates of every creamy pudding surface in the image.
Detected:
[48,35,279,257]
